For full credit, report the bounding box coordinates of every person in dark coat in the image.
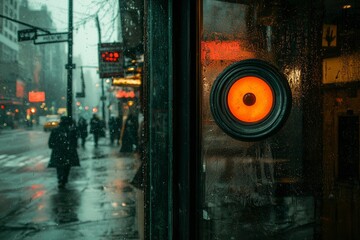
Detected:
[77,117,88,147]
[108,115,122,145]
[90,114,102,147]
[120,112,138,153]
[48,116,80,189]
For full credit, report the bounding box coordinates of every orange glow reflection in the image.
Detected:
[30,184,44,189]
[32,190,46,200]
[201,41,255,61]
[227,76,274,123]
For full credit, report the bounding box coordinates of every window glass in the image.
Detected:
[200,0,359,239]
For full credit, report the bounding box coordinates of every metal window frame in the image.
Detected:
[144,0,200,239]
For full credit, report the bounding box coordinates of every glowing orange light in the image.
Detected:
[116,90,136,98]
[30,184,43,189]
[227,76,274,123]
[29,91,45,102]
[201,41,255,61]
[32,190,45,200]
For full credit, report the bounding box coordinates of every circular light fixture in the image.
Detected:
[210,59,292,141]
[227,76,274,123]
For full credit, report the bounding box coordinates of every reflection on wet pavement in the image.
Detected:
[91,148,109,159]
[51,189,80,224]
[0,142,141,239]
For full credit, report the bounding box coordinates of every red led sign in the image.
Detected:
[101,51,120,62]
[98,42,124,78]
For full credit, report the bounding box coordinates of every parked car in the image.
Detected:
[43,115,60,132]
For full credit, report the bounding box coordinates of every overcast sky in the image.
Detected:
[27,0,120,112]
[28,0,119,67]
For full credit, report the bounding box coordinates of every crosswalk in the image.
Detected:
[0,154,49,168]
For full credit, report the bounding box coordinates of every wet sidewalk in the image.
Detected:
[0,137,142,240]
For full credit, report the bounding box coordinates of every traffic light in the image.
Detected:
[30,107,36,114]
[101,51,120,62]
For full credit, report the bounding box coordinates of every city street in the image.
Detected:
[0,126,317,240]
[0,127,141,240]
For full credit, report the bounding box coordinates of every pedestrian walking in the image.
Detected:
[108,115,122,145]
[77,117,88,147]
[120,112,138,153]
[48,116,80,189]
[90,114,102,147]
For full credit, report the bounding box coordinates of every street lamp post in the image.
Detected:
[95,16,106,125]
[66,0,74,118]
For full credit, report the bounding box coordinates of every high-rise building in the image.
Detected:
[0,0,24,128]
[0,0,67,128]
[18,0,66,119]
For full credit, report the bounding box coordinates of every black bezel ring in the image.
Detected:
[210,59,292,141]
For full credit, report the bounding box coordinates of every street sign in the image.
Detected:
[76,92,85,98]
[98,42,124,78]
[322,24,337,47]
[34,32,68,44]
[18,29,37,42]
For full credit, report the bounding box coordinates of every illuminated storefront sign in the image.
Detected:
[116,90,136,99]
[323,54,360,84]
[112,77,141,87]
[28,91,45,102]
[16,80,25,98]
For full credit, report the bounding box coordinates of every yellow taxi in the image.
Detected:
[43,115,60,132]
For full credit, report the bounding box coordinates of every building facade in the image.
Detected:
[19,0,67,121]
[0,0,67,128]
[0,0,24,128]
